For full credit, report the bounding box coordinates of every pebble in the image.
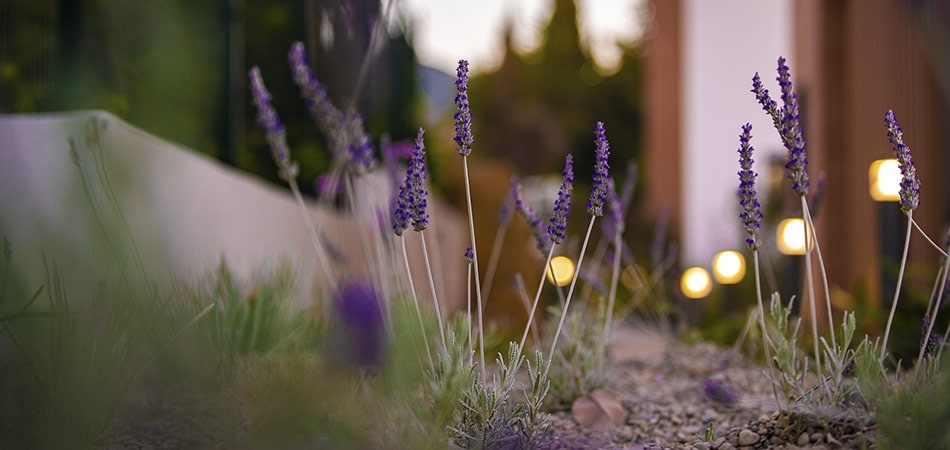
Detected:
[811,432,825,443]
[719,442,736,450]
[711,437,725,449]
[738,429,760,446]
[797,432,810,446]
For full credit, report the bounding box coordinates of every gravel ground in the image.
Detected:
[104,327,877,449]
[541,329,877,449]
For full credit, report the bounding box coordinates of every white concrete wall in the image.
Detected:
[682,0,791,266]
[0,111,465,312]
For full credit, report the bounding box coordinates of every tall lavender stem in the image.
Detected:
[881,110,920,361]
[454,60,486,380]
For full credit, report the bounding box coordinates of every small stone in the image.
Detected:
[738,430,760,446]
[757,414,770,423]
[797,432,810,446]
[719,443,736,450]
[770,436,782,445]
[811,432,825,443]
[694,444,710,450]
[711,437,726,449]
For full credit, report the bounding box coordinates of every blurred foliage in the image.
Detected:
[0,0,420,196]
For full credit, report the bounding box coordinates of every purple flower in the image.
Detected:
[737,123,763,250]
[548,154,574,245]
[587,121,611,216]
[600,177,625,238]
[884,110,920,213]
[776,57,809,197]
[407,128,430,231]
[752,72,780,130]
[315,173,342,198]
[921,313,942,359]
[392,179,409,236]
[513,178,551,254]
[498,177,517,226]
[751,57,809,197]
[465,247,474,264]
[701,377,738,408]
[289,42,376,174]
[809,172,827,218]
[842,358,856,377]
[453,60,474,157]
[334,280,385,367]
[248,66,299,181]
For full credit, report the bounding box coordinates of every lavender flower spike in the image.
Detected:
[587,121,611,216]
[751,72,780,130]
[453,60,474,156]
[884,110,920,213]
[249,66,299,181]
[289,42,376,174]
[392,179,409,236]
[408,128,430,231]
[737,123,763,249]
[465,247,474,264]
[548,154,575,245]
[513,178,551,254]
[776,57,809,197]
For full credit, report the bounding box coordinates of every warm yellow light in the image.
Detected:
[546,256,575,287]
[712,250,746,284]
[680,266,712,299]
[869,159,901,202]
[777,218,807,255]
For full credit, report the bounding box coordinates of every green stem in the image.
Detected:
[754,250,782,408]
[544,215,596,379]
[800,196,821,378]
[598,228,623,372]
[517,245,557,362]
[401,236,433,369]
[420,229,448,357]
[881,211,913,361]
[803,201,835,345]
[461,156,486,380]
[480,221,509,308]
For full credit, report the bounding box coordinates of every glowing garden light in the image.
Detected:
[869,158,901,202]
[681,266,712,299]
[712,250,746,284]
[545,256,575,287]
[777,218,807,255]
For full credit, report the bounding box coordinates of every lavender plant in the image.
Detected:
[752,57,833,378]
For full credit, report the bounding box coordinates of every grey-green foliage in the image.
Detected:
[817,311,860,407]
[765,292,810,403]
[187,260,303,372]
[451,342,550,449]
[0,256,180,448]
[545,303,607,406]
[876,353,950,449]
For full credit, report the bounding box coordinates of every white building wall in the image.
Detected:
[681,0,791,266]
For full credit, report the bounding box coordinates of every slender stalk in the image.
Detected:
[754,251,782,408]
[598,229,623,371]
[517,245,557,359]
[544,216,596,378]
[881,211,914,361]
[800,196,821,376]
[420,230,448,357]
[461,156,486,380]
[480,221,509,307]
[911,218,948,258]
[466,262,474,366]
[401,236,433,369]
[288,180,337,299]
[345,176,381,291]
[919,240,950,367]
[513,273,541,345]
[803,201,835,344]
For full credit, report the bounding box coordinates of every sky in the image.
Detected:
[394,0,646,74]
